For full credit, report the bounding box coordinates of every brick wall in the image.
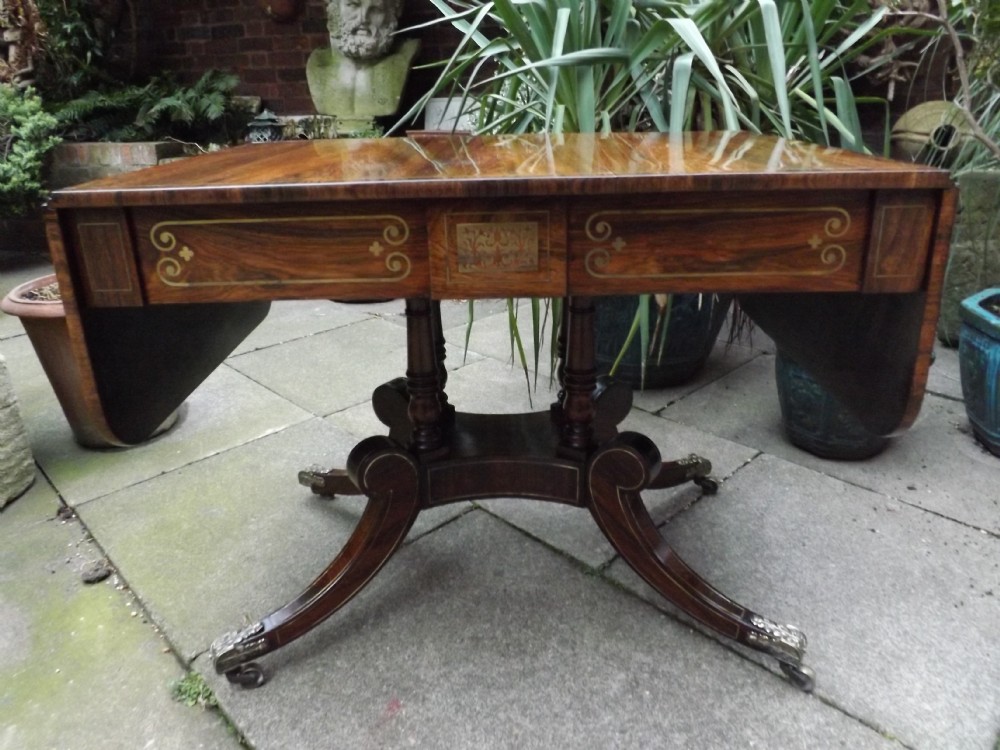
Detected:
[133,1,459,123]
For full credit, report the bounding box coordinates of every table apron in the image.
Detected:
[58,188,941,307]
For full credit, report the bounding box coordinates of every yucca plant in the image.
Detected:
[398,0,889,388]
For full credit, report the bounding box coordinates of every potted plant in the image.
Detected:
[873,1,1000,455]
[398,1,889,394]
[397,0,690,387]
[879,1,1000,345]
[959,287,1000,456]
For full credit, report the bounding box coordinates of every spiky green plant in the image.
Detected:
[397,0,891,387]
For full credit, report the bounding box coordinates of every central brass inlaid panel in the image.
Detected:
[428,201,568,299]
[455,221,540,273]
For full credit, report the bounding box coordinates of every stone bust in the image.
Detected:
[306,0,419,131]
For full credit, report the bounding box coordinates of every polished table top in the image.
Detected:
[52,131,950,206]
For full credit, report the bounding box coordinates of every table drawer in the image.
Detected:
[568,191,870,295]
[428,200,568,299]
[132,203,429,302]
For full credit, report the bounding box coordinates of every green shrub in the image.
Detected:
[54,70,250,145]
[0,83,60,217]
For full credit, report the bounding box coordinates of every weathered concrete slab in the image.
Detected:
[76,418,472,661]
[0,476,237,750]
[607,453,1000,750]
[5,336,312,506]
[660,353,1000,533]
[198,510,900,750]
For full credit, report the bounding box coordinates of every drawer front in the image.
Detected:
[428,200,568,299]
[133,203,429,302]
[568,191,870,295]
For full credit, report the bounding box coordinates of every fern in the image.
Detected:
[53,71,249,145]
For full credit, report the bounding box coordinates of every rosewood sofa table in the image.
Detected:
[45,132,955,692]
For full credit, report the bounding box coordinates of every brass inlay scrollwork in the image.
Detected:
[150,214,412,288]
[455,221,539,273]
[583,207,852,281]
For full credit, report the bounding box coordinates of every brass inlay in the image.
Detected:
[150,214,412,287]
[454,221,540,273]
[583,207,851,280]
[589,446,742,641]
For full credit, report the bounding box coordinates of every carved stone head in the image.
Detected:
[327,0,404,60]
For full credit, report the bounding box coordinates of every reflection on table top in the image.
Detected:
[51,131,952,209]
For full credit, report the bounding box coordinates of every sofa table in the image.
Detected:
[45,131,955,691]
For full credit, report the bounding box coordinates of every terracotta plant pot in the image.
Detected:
[1,274,179,448]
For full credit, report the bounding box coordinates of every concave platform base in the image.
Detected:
[210,297,813,692]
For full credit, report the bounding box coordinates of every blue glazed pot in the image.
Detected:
[774,351,890,460]
[959,288,1000,457]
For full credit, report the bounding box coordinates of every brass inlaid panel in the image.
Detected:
[568,193,869,294]
[133,205,429,302]
[455,221,540,273]
[863,190,936,293]
[428,201,568,299]
[70,209,144,307]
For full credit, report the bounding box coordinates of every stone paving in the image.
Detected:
[1,252,998,750]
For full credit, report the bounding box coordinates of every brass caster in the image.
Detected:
[780,661,816,692]
[225,662,266,689]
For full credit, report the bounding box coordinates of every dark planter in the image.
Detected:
[958,288,1000,457]
[1,275,179,448]
[595,294,731,389]
[775,351,890,460]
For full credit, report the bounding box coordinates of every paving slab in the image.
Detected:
[443,299,561,380]
[660,353,1000,533]
[196,509,900,750]
[2,332,312,506]
[228,316,473,417]
[607,453,1000,750]
[926,343,963,401]
[230,298,381,356]
[76,417,472,661]
[0,476,238,750]
[478,407,759,569]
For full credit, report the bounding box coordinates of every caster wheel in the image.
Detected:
[780,662,815,692]
[225,662,267,689]
[695,476,719,495]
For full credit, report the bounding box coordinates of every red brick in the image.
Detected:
[242,68,279,84]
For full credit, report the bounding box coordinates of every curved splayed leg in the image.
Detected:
[588,432,812,691]
[212,436,421,687]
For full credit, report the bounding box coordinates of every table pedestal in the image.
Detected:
[210,297,813,691]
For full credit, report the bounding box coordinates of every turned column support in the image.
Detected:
[405,298,445,454]
[559,296,597,457]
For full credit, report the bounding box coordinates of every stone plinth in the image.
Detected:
[0,354,34,506]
